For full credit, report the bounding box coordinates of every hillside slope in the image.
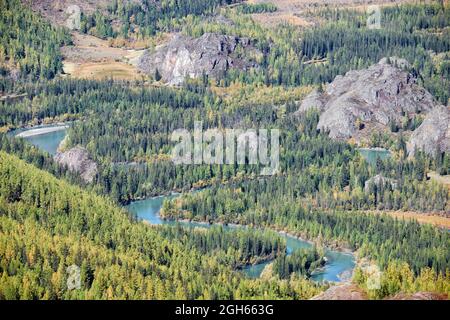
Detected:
[0,151,323,299]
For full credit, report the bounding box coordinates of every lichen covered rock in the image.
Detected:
[55,146,98,183]
[296,57,438,141]
[407,106,449,156]
[138,33,259,85]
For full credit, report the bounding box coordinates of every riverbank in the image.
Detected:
[138,190,354,255]
[163,217,356,280]
[161,214,355,255]
[159,215,357,280]
[127,194,357,282]
[8,124,71,156]
[15,125,69,138]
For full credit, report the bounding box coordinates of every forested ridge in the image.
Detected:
[0,151,325,299]
[1,151,447,299]
[80,0,242,39]
[0,0,71,80]
[1,78,447,209]
[56,1,450,104]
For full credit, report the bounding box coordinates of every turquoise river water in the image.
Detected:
[14,126,355,282]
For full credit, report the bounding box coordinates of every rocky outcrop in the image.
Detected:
[138,33,259,85]
[311,283,367,300]
[364,174,398,192]
[313,285,448,300]
[386,292,448,300]
[55,146,98,183]
[296,88,327,113]
[296,57,439,141]
[407,106,450,156]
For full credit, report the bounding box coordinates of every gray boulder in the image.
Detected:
[296,57,438,140]
[55,146,98,183]
[407,106,450,156]
[364,174,398,193]
[138,33,259,85]
[296,88,327,113]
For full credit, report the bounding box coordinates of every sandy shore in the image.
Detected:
[16,125,68,138]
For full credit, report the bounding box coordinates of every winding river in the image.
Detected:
[126,196,356,282]
[13,126,356,282]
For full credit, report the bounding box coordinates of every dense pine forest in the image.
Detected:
[272,248,325,280]
[0,0,449,300]
[1,81,447,209]
[80,0,242,39]
[163,188,449,275]
[0,151,329,299]
[0,0,71,79]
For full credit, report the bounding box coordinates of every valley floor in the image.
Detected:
[367,210,450,229]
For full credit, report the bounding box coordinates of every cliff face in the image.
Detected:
[54,146,98,183]
[296,58,443,151]
[407,106,450,156]
[138,33,259,85]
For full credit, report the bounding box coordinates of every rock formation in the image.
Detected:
[138,33,259,85]
[386,292,448,300]
[364,174,398,193]
[296,57,439,141]
[55,146,98,183]
[407,106,450,156]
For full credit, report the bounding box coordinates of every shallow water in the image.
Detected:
[10,125,68,155]
[358,148,391,166]
[126,196,355,282]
